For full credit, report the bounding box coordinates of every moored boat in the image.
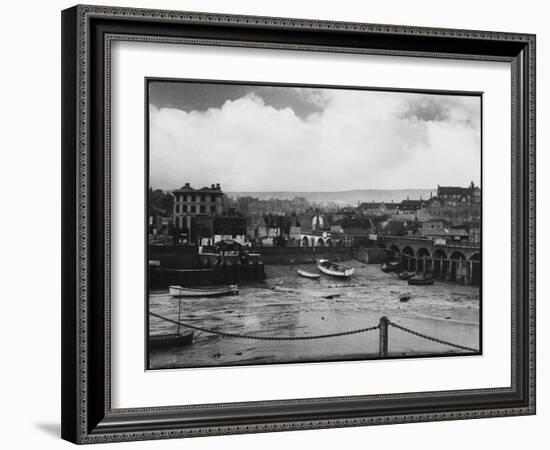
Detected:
[408,277,434,286]
[297,269,321,279]
[397,271,415,280]
[317,259,354,278]
[382,261,402,273]
[169,284,239,297]
[398,292,412,302]
[149,331,194,350]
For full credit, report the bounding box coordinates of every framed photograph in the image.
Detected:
[61,5,536,444]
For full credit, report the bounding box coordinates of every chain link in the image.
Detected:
[388,321,479,352]
[150,312,379,341]
[150,312,479,351]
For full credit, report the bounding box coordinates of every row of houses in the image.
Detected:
[244,214,480,247]
[357,183,481,216]
[151,182,481,246]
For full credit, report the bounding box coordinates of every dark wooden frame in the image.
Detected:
[61,4,536,444]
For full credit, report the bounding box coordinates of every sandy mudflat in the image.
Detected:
[149,260,480,369]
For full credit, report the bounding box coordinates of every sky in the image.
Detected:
[148,81,481,192]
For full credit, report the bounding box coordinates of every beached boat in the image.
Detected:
[317,259,355,278]
[408,277,434,286]
[297,269,321,279]
[382,261,401,273]
[397,271,415,280]
[149,331,194,350]
[169,284,239,297]
[398,292,412,302]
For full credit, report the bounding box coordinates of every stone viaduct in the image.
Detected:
[374,235,481,285]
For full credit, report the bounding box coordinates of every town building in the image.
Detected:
[436,182,480,207]
[465,221,481,243]
[397,199,424,214]
[172,183,224,231]
[357,201,398,216]
[311,214,327,230]
[421,219,447,230]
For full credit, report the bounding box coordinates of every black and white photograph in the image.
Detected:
[146,79,482,369]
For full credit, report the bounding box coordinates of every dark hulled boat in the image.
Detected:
[397,271,415,280]
[149,331,194,350]
[408,277,434,286]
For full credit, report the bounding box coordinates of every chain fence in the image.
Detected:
[388,320,479,352]
[149,312,379,341]
[150,312,479,352]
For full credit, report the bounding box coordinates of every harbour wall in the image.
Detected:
[149,265,265,289]
[149,245,354,268]
[253,247,353,265]
[149,245,197,268]
[353,247,390,264]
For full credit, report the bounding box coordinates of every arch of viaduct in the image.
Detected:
[376,236,481,285]
[299,233,332,248]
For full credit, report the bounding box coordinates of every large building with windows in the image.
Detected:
[172,183,224,231]
[436,182,480,207]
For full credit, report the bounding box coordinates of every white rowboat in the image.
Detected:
[169,284,239,298]
[297,269,321,279]
[317,259,355,278]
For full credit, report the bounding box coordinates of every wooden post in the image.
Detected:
[379,316,389,358]
[458,258,463,284]
[177,298,182,336]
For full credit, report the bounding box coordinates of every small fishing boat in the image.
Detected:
[297,269,321,279]
[149,331,194,350]
[398,292,412,302]
[169,284,239,297]
[382,261,401,273]
[408,277,434,286]
[317,259,355,278]
[397,271,415,280]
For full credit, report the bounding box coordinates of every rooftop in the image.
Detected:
[437,186,472,196]
[173,183,223,194]
[399,199,424,208]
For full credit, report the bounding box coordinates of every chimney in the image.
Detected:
[216,183,220,190]
[184,182,190,188]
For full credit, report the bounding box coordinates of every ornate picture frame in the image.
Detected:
[61,5,535,444]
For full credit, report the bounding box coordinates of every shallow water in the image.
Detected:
[148,261,480,369]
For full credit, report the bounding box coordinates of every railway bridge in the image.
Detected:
[373,235,481,285]
[299,231,332,248]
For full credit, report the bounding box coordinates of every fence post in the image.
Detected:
[379,316,389,358]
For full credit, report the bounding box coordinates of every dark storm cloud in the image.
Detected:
[400,97,449,122]
[149,81,328,119]
[398,95,481,129]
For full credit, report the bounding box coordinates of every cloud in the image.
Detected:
[149,82,330,119]
[398,95,481,131]
[149,89,481,192]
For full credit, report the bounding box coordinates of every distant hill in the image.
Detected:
[226,189,436,206]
